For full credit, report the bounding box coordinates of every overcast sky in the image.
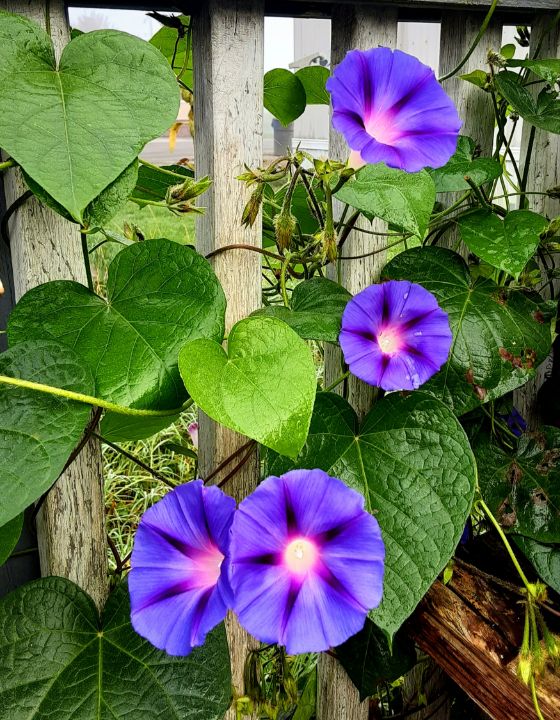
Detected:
[68,8,294,70]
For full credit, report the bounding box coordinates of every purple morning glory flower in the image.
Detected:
[500,407,527,437]
[326,47,461,172]
[129,479,235,655]
[339,280,452,392]
[229,469,385,654]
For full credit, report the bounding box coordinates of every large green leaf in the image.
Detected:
[0,12,179,221]
[99,411,181,443]
[253,277,351,342]
[0,577,231,719]
[179,316,316,459]
[507,58,560,85]
[495,71,560,135]
[335,164,436,238]
[337,620,416,700]
[384,247,554,416]
[514,535,560,594]
[0,340,93,526]
[458,209,547,278]
[24,161,139,230]
[429,136,502,192]
[267,391,476,637]
[0,514,23,566]
[264,69,306,126]
[9,239,226,410]
[476,427,560,544]
[295,66,329,104]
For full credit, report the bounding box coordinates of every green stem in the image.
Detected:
[530,677,545,720]
[323,370,350,393]
[138,158,190,178]
[80,231,93,291]
[129,197,167,208]
[438,0,500,82]
[0,159,16,172]
[0,374,188,417]
[477,495,534,595]
[280,254,291,307]
[431,191,472,221]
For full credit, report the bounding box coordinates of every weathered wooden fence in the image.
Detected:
[1,1,559,719]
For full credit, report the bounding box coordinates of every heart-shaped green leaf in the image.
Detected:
[150,15,193,87]
[0,340,93,526]
[476,427,560,544]
[0,577,231,719]
[384,247,554,415]
[9,239,226,410]
[459,209,547,277]
[0,514,23,566]
[335,164,436,238]
[429,136,502,192]
[24,161,139,230]
[253,277,351,342]
[264,68,307,126]
[506,58,560,85]
[132,163,193,204]
[513,535,560,594]
[0,12,179,221]
[267,391,476,637]
[179,316,316,458]
[295,66,329,105]
[495,71,560,135]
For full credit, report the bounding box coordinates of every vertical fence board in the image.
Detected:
[439,13,503,254]
[320,7,399,720]
[514,13,560,429]
[193,2,263,715]
[0,0,107,610]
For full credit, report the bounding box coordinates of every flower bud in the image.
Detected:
[517,654,532,685]
[167,175,212,204]
[319,226,338,263]
[273,210,296,250]
[241,184,264,228]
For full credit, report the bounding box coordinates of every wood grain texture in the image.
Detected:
[192,2,263,716]
[514,14,560,431]
[408,560,560,720]
[319,8,399,720]
[0,0,107,610]
[439,13,502,255]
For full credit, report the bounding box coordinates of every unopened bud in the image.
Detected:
[273,210,297,250]
[241,184,264,228]
[123,222,144,242]
[517,654,532,685]
[167,175,212,204]
[319,227,338,263]
[487,50,507,68]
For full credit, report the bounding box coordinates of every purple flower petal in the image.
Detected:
[129,479,236,655]
[229,469,385,654]
[339,280,453,391]
[327,48,461,172]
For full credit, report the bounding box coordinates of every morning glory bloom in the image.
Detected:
[229,469,385,654]
[326,47,461,172]
[340,280,452,392]
[129,479,235,655]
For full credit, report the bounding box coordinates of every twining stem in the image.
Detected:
[80,232,94,292]
[520,125,536,207]
[530,677,546,720]
[477,495,534,596]
[206,243,284,263]
[0,374,189,417]
[138,158,191,178]
[280,254,291,307]
[323,370,349,393]
[94,433,176,488]
[438,0,500,82]
[0,159,16,172]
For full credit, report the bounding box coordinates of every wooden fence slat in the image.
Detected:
[320,7,399,720]
[192,2,264,716]
[0,0,108,610]
[439,13,503,254]
[514,13,560,430]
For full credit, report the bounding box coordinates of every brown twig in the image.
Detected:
[204,439,256,485]
[206,244,284,262]
[93,432,176,488]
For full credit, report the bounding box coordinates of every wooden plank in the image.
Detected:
[408,560,560,720]
[192,2,263,717]
[319,8,399,720]
[438,13,502,255]
[514,13,560,431]
[0,0,108,610]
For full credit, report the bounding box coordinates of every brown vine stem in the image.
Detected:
[206,244,284,262]
[217,442,257,490]
[93,432,177,489]
[204,439,256,485]
[339,237,406,260]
